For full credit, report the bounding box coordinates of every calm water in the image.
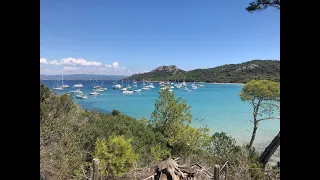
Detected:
[42,80,280,151]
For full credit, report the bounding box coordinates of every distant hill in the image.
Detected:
[40,74,128,80]
[124,60,280,83]
[125,65,185,81]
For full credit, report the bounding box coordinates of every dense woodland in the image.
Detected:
[124,60,280,83]
[40,81,279,180]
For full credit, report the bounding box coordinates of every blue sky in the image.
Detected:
[40,0,279,75]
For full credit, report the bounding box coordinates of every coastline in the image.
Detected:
[141,80,245,85]
[206,82,245,85]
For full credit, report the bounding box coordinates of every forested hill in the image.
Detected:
[125,65,185,81]
[124,60,280,83]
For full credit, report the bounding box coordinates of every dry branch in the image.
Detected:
[121,157,214,180]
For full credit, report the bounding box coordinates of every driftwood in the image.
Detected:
[121,157,214,180]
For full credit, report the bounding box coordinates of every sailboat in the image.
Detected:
[141,78,150,90]
[191,83,198,90]
[70,89,83,94]
[60,73,70,88]
[182,76,187,86]
[133,78,137,87]
[93,81,106,92]
[142,78,146,86]
[120,79,127,91]
[112,80,122,89]
[123,89,134,94]
[100,81,108,90]
[126,79,132,89]
[89,81,100,95]
[73,81,83,88]
[89,91,100,95]
[184,87,192,92]
[76,93,87,99]
[53,79,63,90]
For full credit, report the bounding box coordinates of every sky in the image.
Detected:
[40,0,280,75]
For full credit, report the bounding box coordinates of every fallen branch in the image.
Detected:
[220,161,228,172]
[142,173,157,180]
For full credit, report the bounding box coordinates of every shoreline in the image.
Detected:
[141,81,245,85]
[42,79,245,85]
[206,82,245,85]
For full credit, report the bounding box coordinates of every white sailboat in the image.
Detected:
[182,76,187,87]
[120,79,127,91]
[61,73,70,88]
[53,79,63,90]
[147,82,155,88]
[191,84,198,90]
[73,81,83,88]
[113,84,122,89]
[198,84,205,88]
[89,81,100,95]
[89,91,100,95]
[126,79,132,89]
[123,90,134,94]
[76,93,87,99]
[133,78,138,87]
[70,89,83,94]
[100,81,108,90]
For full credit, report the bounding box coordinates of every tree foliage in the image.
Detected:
[111,109,121,116]
[93,136,138,178]
[207,132,240,161]
[151,89,192,144]
[150,89,210,157]
[246,0,280,12]
[240,80,280,101]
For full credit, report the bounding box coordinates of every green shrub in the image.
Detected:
[93,136,138,178]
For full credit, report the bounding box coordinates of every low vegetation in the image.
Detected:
[40,81,279,180]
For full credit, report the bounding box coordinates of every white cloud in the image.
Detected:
[40,58,48,64]
[47,57,102,66]
[49,60,61,65]
[112,62,119,68]
[60,57,102,66]
[40,57,131,75]
[64,66,79,70]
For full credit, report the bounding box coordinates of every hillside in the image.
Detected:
[126,65,185,81]
[125,60,280,83]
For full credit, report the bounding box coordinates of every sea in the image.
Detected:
[42,80,280,163]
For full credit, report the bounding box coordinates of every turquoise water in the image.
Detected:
[42,80,280,150]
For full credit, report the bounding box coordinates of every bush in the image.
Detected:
[93,136,138,178]
[112,109,121,116]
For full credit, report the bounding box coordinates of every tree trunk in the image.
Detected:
[248,121,258,149]
[259,131,280,168]
[248,99,261,150]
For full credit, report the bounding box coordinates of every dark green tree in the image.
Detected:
[246,0,280,12]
